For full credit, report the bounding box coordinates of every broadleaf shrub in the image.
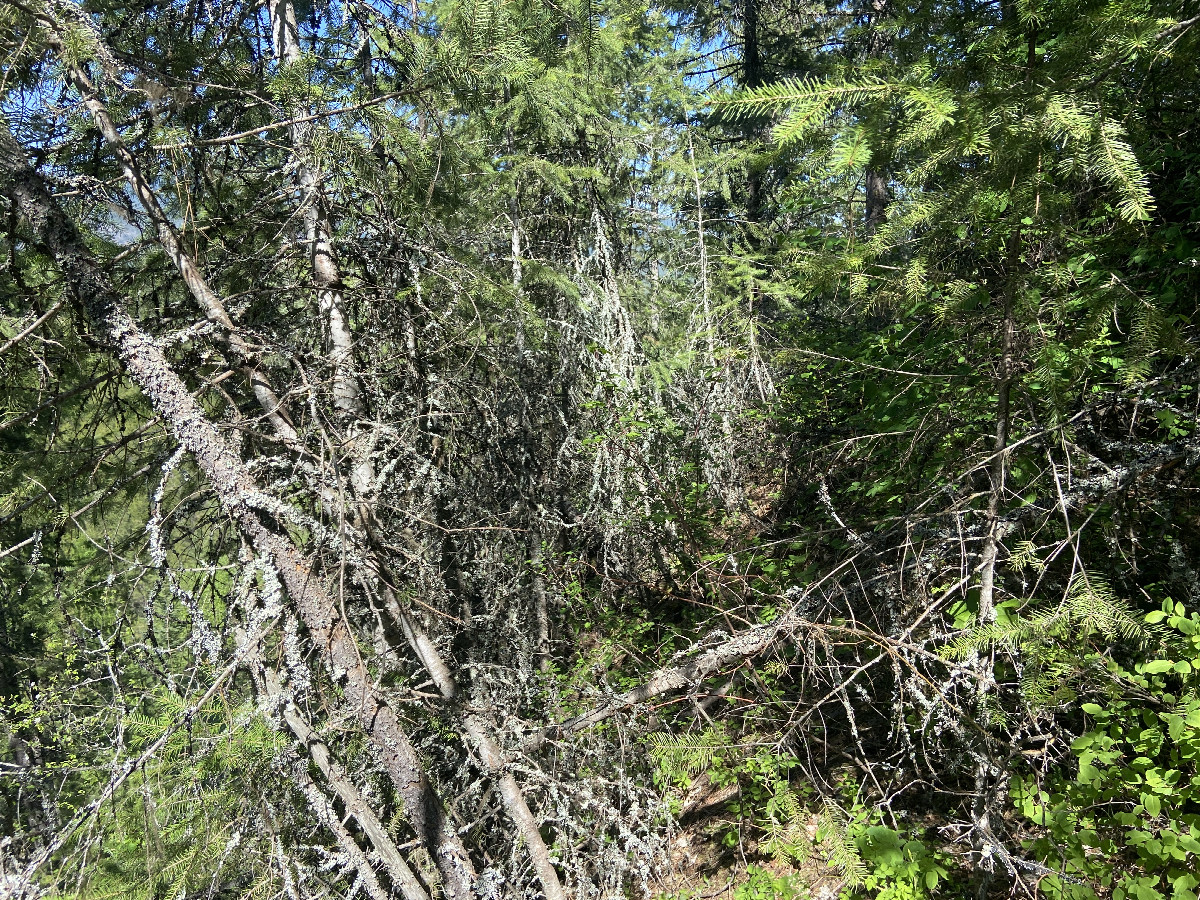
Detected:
[1013,601,1200,900]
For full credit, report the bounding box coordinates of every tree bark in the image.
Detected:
[294,768,394,900]
[743,0,764,223]
[864,169,890,236]
[368,561,569,900]
[743,0,762,90]
[268,0,369,495]
[862,0,891,237]
[0,119,478,900]
[262,666,432,900]
[47,36,298,445]
[263,9,566,896]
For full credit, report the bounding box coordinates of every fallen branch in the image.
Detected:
[529,607,811,750]
[275,685,432,900]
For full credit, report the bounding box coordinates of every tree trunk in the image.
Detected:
[0,120,479,900]
[862,0,891,236]
[258,663,432,900]
[269,0,369,496]
[51,44,298,444]
[864,169,890,236]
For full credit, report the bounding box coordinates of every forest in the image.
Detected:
[1,0,1199,898]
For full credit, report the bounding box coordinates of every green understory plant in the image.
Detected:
[1013,599,1200,900]
[845,823,950,900]
[734,865,808,900]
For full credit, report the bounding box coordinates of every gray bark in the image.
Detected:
[295,769,394,900]
[263,9,566,896]
[50,40,298,445]
[268,672,433,900]
[0,119,478,900]
[268,0,368,493]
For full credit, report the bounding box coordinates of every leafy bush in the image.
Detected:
[1013,601,1200,900]
[734,866,807,900]
[846,825,950,900]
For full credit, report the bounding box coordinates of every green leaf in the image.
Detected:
[1144,793,1162,817]
[1167,715,1185,742]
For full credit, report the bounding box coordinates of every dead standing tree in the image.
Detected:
[263,1,566,893]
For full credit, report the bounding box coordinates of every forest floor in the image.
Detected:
[647,774,846,900]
